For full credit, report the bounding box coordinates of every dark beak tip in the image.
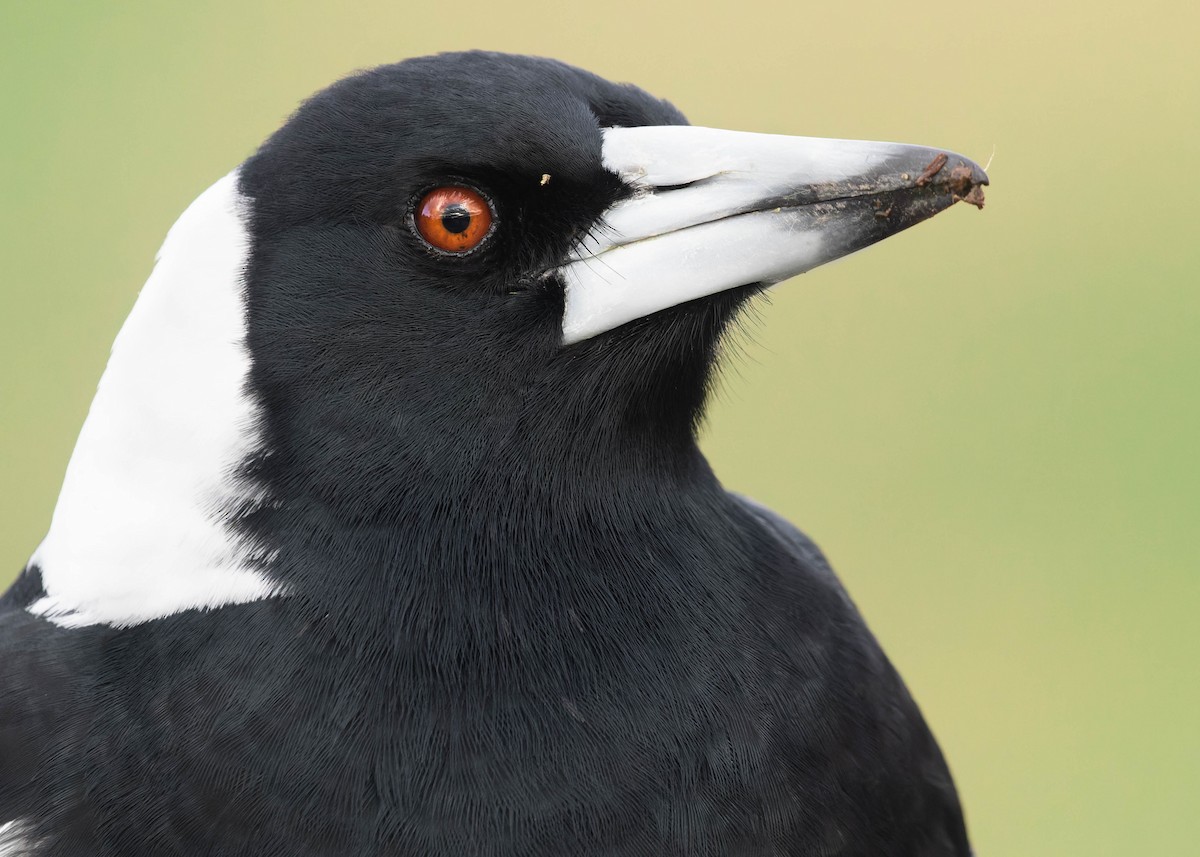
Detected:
[943,155,989,210]
[968,156,991,187]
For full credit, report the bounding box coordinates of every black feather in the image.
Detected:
[1,51,970,856]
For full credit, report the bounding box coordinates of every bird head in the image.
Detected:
[29,51,987,627]
[237,51,987,496]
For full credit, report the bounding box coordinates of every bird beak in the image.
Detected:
[558,126,988,344]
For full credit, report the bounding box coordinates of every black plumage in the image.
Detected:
[1,51,977,856]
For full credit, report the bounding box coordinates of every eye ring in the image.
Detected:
[411,185,496,255]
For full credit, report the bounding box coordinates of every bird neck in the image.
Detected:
[227,285,735,623]
[237,436,741,659]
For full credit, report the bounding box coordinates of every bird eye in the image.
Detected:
[413,186,495,254]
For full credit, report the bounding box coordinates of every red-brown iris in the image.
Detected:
[413,186,494,253]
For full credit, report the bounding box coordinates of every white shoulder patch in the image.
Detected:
[28,171,283,629]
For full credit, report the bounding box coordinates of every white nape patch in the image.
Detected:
[0,821,31,856]
[28,171,282,629]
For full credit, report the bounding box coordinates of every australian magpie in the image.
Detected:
[0,51,987,856]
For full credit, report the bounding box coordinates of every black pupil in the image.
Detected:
[441,203,471,234]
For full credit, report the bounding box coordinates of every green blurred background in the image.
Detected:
[2,1,1197,853]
